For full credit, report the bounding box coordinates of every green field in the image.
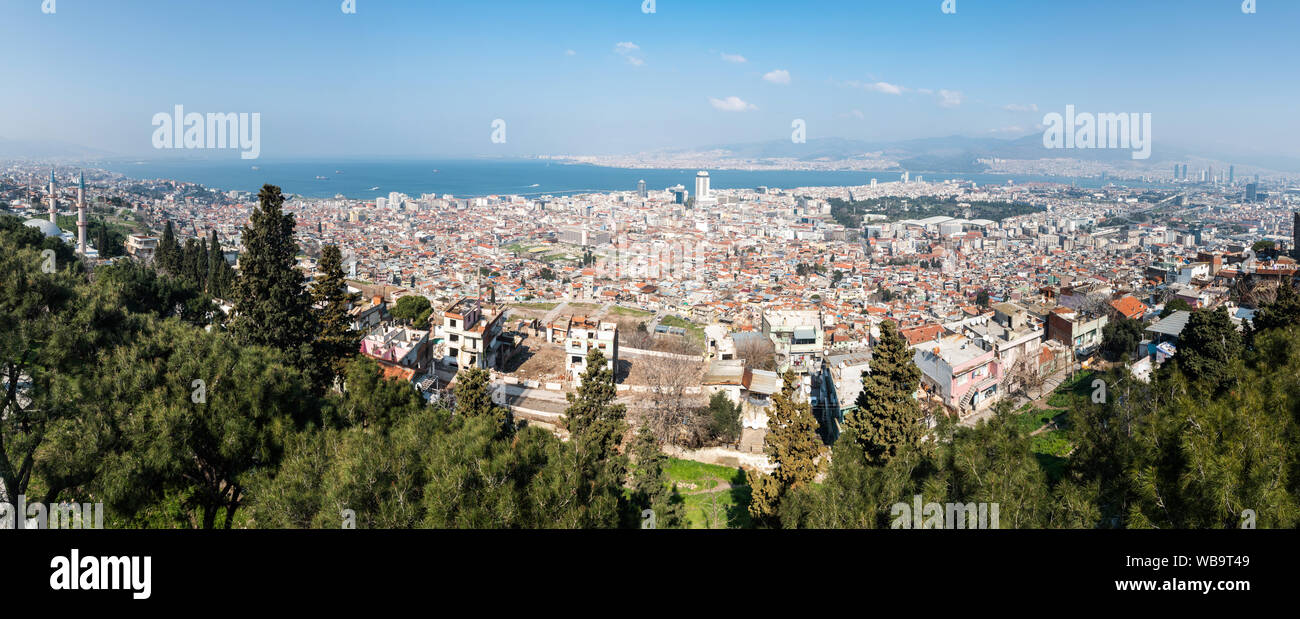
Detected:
[1047,370,1097,408]
[664,458,751,529]
[659,315,705,342]
[1013,404,1069,435]
[607,306,653,317]
[511,302,558,311]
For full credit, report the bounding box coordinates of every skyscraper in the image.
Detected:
[1293,212,1299,260]
[1246,183,1257,202]
[1229,165,1235,185]
[694,171,712,206]
[636,179,647,199]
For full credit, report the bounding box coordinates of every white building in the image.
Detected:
[694,171,714,206]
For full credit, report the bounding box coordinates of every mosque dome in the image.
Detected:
[23,218,64,238]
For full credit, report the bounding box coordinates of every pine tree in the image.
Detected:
[1253,282,1300,334]
[206,229,221,296]
[629,425,685,528]
[157,220,180,273]
[847,320,924,464]
[561,347,629,528]
[312,244,361,389]
[749,369,823,523]
[452,366,510,432]
[231,185,318,381]
[1174,307,1241,391]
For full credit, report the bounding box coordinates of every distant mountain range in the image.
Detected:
[649,134,1300,175]
[658,134,1187,172]
[0,138,113,160]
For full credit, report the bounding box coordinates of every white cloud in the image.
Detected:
[863,81,905,95]
[937,89,964,108]
[565,49,576,56]
[709,96,758,112]
[721,53,747,63]
[762,69,791,85]
[614,42,644,66]
[1003,103,1039,112]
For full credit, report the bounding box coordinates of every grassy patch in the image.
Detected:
[664,458,752,529]
[1047,370,1096,408]
[511,302,558,311]
[659,315,706,345]
[1030,430,1073,483]
[1013,407,1069,435]
[608,306,653,317]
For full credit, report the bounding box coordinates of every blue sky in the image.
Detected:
[1,0,1296,159]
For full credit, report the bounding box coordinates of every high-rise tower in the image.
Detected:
[77,171,88,255]
[694,171,711,206]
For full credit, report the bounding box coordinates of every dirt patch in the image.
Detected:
[503,343,568,382]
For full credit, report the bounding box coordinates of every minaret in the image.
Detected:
[77,171,87,255]
[47,169,57,223]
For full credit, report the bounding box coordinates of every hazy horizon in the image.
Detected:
[3,0,1298,163]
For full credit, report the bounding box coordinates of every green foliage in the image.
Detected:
[847,320,923,464]
[452,366,511,433]
[749,369,823,524]
[1171,307,1241,391]
[630,426,685,528]
[561,347,630,528]
[705,391,742,443]
[828,195,1041,228]
[1253,283,1300,334]
[390,294,433,326]
[1160,297,1192,318]
[230,185,319,389]
[92,319,314,529]
[1102,316,1144,361]
[324,356,426,430]
[311,244,361,387]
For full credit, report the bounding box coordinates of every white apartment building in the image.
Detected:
[547,315,618,382]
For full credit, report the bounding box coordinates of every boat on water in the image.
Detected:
[315,175,328,180]
[368,186,380,191]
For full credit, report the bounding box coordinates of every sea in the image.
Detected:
[97,158,1169,200]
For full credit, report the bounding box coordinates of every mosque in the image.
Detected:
[22,169,99,259]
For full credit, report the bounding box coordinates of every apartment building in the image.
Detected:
[912,333,1001,417]
[1046,307,1108,358]
[547,314,618,382]
[962,302,1044,370]
[440,297,508,371]
[360,326,432,381]
[124,234,158,261]
[762,307,824,373]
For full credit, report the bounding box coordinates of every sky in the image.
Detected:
[1,0,1297,160]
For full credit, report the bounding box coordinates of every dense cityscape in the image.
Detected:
[4,0,1299,605]
[4,160,1298,480]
